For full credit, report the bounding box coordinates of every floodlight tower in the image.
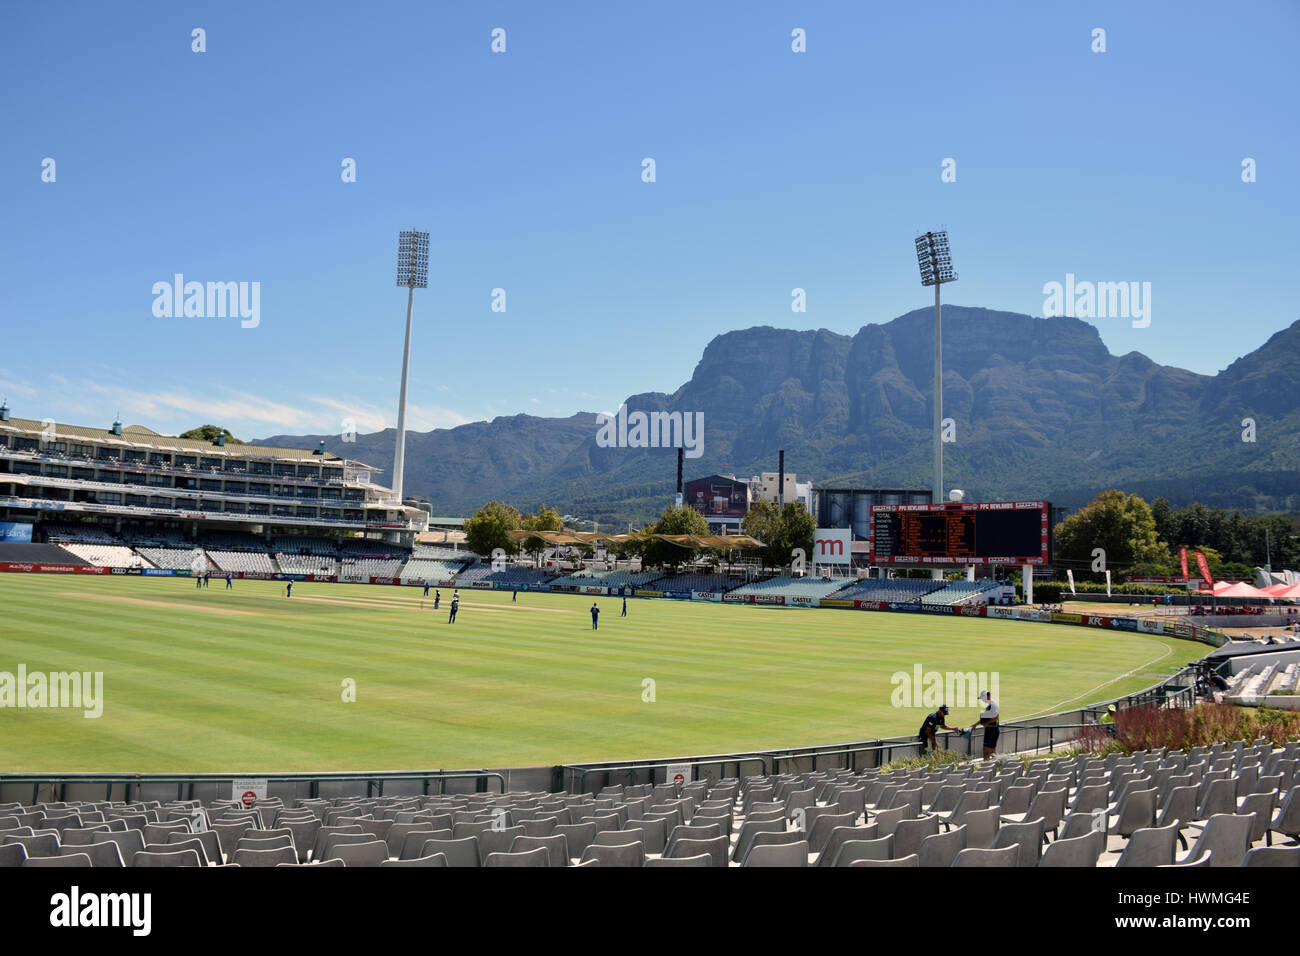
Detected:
[914,230,957,506]
[392,229,429,506]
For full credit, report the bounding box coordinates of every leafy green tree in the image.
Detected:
[1054,490,1167,580]
[179,425,243,444]
[741,500,778,554]
[640,504,709,570]
[767,502,816,569]
[464,501,521,557]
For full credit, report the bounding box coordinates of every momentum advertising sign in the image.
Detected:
[812,528,850,565]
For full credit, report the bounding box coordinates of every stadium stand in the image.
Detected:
[59,544,149,568]
[727,576,851,602]
[2,737,1294,867]
[276,553,337,575]
[340,557,404,577]
[206,550,275,574]
[39,522,120,545]
[921,581,1007,605]
[400,559,468,583]
[826,578,945,603]
[643,572,739,593]
[550,569,662,588]
[454,565,555,586]
[135,547,209,570]
[274,536,336,556]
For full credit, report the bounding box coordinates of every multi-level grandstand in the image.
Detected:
[0,413,428,558]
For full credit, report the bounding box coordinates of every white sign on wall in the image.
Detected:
[813,528,851,565]
[231,777,268,807]
[664,762,692,788]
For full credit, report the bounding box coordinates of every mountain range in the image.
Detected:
[254,306,1300,526]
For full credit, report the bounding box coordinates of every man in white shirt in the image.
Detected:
[969,690,1000,759]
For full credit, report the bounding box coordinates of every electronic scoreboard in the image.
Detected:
[869,500,1051,565]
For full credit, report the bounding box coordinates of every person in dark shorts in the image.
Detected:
[970,690,1000,758]
[918,704,961,754]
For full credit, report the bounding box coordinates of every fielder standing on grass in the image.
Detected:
[970,690,999,758]
[448,592,459,624]
[590,602,600,630]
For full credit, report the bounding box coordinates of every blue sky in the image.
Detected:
[2,1,1296,440]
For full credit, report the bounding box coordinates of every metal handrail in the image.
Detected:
[0,769,507,804]
[562,754,770,793]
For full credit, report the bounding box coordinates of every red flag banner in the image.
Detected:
[1179,546,1189,580]
[1194,551,1213,586]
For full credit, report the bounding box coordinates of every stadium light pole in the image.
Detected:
[393,229,429,509]
[915,231,957,506]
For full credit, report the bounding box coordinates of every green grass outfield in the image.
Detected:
[0,574,1206,772]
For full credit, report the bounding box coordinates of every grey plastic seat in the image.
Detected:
[133,848,202,867]
[331,840,389,867]
[3,833,59,858]
[743,830,810,865]
[318,832,377,861]
[0,844,28,867]
[815,825,879,866]
[830,835,893,866]
[1243,846,1300,867]
[665,835,727,867]
[963,807,1001,850]
[1002,788,1066,839]
[1161,852,1213,867]
[731,819,786,862]
[167,829,222,865]
[418,836,479,868]
[806,811,857,854]
[91,830,145,867]
[918,824,967,867]
[1109,787,1157,837]
[476,826,526,864]
[59,826,111,845]
[231,846,297,867]
[991,818,1043,867]
[510,834,569,867]
[553,822,598,859]
[24,853,92,867]
[848,854,919,867]
[892,814,940,860]
[397,829,451,860]
[484,847,551,867]
[952,845,1019,867]
[645,853,709,867]
[1180,813,1253,868]
[143,822,190,845]
[1038,831,1105,867]
[744,841,809,867]
[379,853,449,867]
[1115,822,1179,867]
[867,805,909,837]
[155,837,211,867]
[1266,787,1300,845]
[580,841,645,867]
[236,834,293,854]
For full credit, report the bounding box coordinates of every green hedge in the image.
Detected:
[1027,581,1182,603]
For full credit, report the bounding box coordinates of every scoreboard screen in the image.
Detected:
[869,500,1051,565]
